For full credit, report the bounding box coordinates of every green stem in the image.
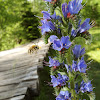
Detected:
[67,47,72,65]
[70,80,76,100]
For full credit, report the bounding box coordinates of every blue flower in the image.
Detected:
[72,57,87,73]
[78,57,87,73]
[78,19,82,27]
[56,91,71,100]
[71,28,77,37]
[62,0,83,18]
[62,75,69,82]
[72,60,78,72]
[42,11,51,20]
[51,12,63,23]
[51,73,68,87]
[80,81,93,93]
[62,3,68,18]
[42,11,62,21]
[41,19,47,24]
[48,21,56,30]
[78,18,91,33]
[57,26,61,35]
[40,20,55,35]
[61,36,72,49]
[39,21,51,35]
[65,64,72,73]
[71,18,93,37]
[44,0,52,2]
[51,11,57,19]
[52,39,63,51]
[49,56,60,67]
[68,0,83,14]
[52,36,72,51]
[75,83,79,94]
[49,35,58,43]
[58,73,69,84]
[51,75,60,87]
[72,45,85,58]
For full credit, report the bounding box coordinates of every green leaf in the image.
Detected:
[61,87,69,91]
[88,92,96,100]
[57,71,66,75]
[81,73,89,82]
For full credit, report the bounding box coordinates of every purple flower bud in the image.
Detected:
[78,18,91,33]
[72,60,78,72]
[44,0,52,2]
[42,11,51,20]
[49,35,58,43]
[48,21,56,30]
[72,57,87,73]
[75,83,79,94]
[72,45,85,58]
[51,11,56,19]
[39,20,55,35]
[58,73,69,84]
[51,73,69,87]
[39,22,51,35]
[62,0,83,18]
[49,56,60,67]
[62,3,68,18]
[56,91,71,100]
[80,81,93,93]
[71,28,77,37]
[68,0,83,14]
[65,64,72,73]
[78,57,87,73]
[51,75,60,87]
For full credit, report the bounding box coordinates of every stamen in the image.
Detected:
[53,66,57,69]
[67,12,71,18]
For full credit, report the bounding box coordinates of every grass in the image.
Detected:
[86,27,100,100]
[34,27,100,100]
[86,27,100,63]
[34,67,55,100]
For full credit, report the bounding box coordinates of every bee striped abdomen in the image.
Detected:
[28,45,39,54]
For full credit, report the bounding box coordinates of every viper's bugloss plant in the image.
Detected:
[39,0,95,99]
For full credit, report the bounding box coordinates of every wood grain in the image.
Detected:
[0,38,50,100]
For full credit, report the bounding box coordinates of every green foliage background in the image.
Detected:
[0,0,99,51]
[0,0,42,51]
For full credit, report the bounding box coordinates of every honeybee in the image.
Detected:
[28,44,39,54]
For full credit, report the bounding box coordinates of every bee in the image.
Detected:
[28,44,39,54]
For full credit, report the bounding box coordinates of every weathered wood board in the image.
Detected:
[0,38,50,100]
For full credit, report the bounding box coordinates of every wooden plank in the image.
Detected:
[0,62,42,77]
[0,52,36,63]
[0,66,38,79]
[0,80,37,93]
[0,71,38,86]
[0,59,39,72]
[0,54,44,67]
[10,95,25,100]
[0,87,27,100]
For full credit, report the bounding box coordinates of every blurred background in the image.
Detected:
[0,0,100,99]
[0,0,99,51]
